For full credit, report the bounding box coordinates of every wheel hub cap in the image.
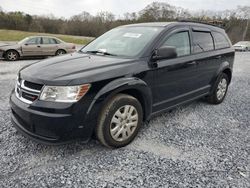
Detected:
[8,52,17,60]
[110,105,138,142]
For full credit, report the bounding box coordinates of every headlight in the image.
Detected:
[39,84,90,102]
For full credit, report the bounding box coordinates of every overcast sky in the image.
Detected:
[0,0,249,18]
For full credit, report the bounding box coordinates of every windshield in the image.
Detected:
[18,37,30,44]
[81,26,163,58]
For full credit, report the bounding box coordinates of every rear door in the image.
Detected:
[21,37,42,56]
[191,29,216,89]
[191,29,231,89]
[41,37,59,55]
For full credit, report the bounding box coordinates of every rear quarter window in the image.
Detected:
[54,39,61,44]
[212,32,230,49]
[192,31,214,53]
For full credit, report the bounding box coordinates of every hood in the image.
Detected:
[0,42,10,47]
[0,43,20,50]
[20,52,146,85]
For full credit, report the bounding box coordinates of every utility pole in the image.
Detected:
[242,19,249,41]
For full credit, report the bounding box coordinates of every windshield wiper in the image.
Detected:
[86,50,117,56]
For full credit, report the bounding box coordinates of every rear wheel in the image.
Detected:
[55,49,66,56]
[206,73,229,104]
[6,50,19,61]
[96,94,143,148]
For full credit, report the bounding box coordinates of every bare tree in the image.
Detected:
[139,2,176,21]
[123,12,137,21]
[71,11,92,22]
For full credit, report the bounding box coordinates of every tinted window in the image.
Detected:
[213,32,230,49]
[43,37,57,44]
[26,37,41,45]
[162,31,191,57]
[192,31,214,53]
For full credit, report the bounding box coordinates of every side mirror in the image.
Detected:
[152,46,177,61]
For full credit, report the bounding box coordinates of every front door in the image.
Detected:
[21,37,42,56]
[152,28,200,113]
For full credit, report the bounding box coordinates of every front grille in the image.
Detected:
[22,91,39,101]
[15,79,43,104]
[24,81,43,90]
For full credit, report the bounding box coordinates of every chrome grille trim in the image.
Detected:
[15,79,42,104]
[21,80,41,93]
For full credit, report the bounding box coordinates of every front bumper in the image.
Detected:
[9,90,96,144]
[0,51,4,58]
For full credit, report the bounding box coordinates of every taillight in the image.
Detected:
[72,45,76,49]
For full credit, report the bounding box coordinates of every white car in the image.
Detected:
[233,41,250,52]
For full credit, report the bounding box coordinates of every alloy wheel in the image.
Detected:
[7,51,17,60]
[216,78,227,100]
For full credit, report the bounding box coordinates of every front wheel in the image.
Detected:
[96,94,143,148]
[6,50,19,61]
[206,73,229,104]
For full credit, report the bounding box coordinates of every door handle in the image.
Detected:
[37,45,41,48]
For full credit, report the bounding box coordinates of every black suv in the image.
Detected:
[10,22,235,148]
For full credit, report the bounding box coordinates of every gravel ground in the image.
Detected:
[0,53,249,187]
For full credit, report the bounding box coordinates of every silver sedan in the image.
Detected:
[0,36,76,61]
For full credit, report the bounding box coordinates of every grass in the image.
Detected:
[0,29,94,45]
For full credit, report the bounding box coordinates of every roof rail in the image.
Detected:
[178,19,224,28]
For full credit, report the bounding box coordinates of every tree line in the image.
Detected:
[0,2,250,43]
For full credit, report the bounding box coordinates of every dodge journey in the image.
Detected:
[10,22,235,148]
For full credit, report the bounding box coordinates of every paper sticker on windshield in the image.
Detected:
[123,33,142,38]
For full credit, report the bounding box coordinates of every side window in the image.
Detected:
[192,31,214,53]
[26,37,41,45]
[43,38,58,44]
[212,32,230,49]
[162,31,191,57]
[42,37,52,44]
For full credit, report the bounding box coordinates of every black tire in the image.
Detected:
[206,73,229,104]
[5,50,19,61]
[55,49,66,56]
[96,94,143,148]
